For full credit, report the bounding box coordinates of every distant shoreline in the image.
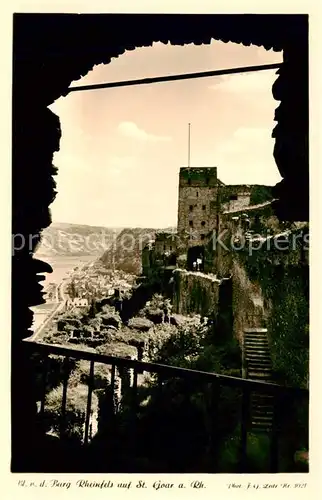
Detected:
[35,254,98,286]
[31,255,97,331]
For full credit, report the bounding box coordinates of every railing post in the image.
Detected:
[242,330,247,379]
[39,354,49,418]
[84,360,95,446]
[240,385,250,472]
[270,391,280,472]
[157,373,164,398]
[110,363,116,414]
[129,367,139,458]
[157,373,165,420]
[60,357,70,440]
[132,367,138,412]
[209,380,220,472]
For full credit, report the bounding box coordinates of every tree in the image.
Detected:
[88,299,97,318]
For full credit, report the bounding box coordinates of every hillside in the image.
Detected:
[35,222,122,257]
[100,227,176,275]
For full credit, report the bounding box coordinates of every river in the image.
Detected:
[31,254,97,331]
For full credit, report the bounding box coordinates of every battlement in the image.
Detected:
[179,167,218,187]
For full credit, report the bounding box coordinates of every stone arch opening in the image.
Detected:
[11,13,308,471]
[187,245,205,271]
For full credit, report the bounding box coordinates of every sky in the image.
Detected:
[49,40,283,228]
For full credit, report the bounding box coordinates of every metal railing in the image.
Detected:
[23,340,309,473]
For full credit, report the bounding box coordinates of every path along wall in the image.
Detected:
[231,229,309,389]
[204,208,309,388]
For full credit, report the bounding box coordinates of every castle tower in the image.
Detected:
[177,167,220,248]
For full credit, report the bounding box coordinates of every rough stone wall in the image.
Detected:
[221,194,251,213]
[204,216,309,388]
[177,167,219,247]
[205,204,308,277]
[239,229,309,388]
[204,223,234,278]
[231,254,309,388]
[11,104,62,470]
[231,259,267,344]
[220,185,251,213]
[12,107,61,339]
[155,232,176,254]
[172,269,220,318]
[219,184,275,213]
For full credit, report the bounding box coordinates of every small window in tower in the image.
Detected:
[188,178,191,186]
[202,205,206,210]
[189,220,193,227]
[163,245,166,251]
[230,194,238,201]
[201,234,205,241]
[189,205,193,211]
[196,191,199,197]
[170,246,172,251]
[201,221,206,226]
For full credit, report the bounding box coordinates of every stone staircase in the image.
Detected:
[244,328,274,433]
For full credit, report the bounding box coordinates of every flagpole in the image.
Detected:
[188,123,191,168]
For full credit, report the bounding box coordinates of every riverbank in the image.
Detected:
[31,255,97,333]
[35,254,97,289]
